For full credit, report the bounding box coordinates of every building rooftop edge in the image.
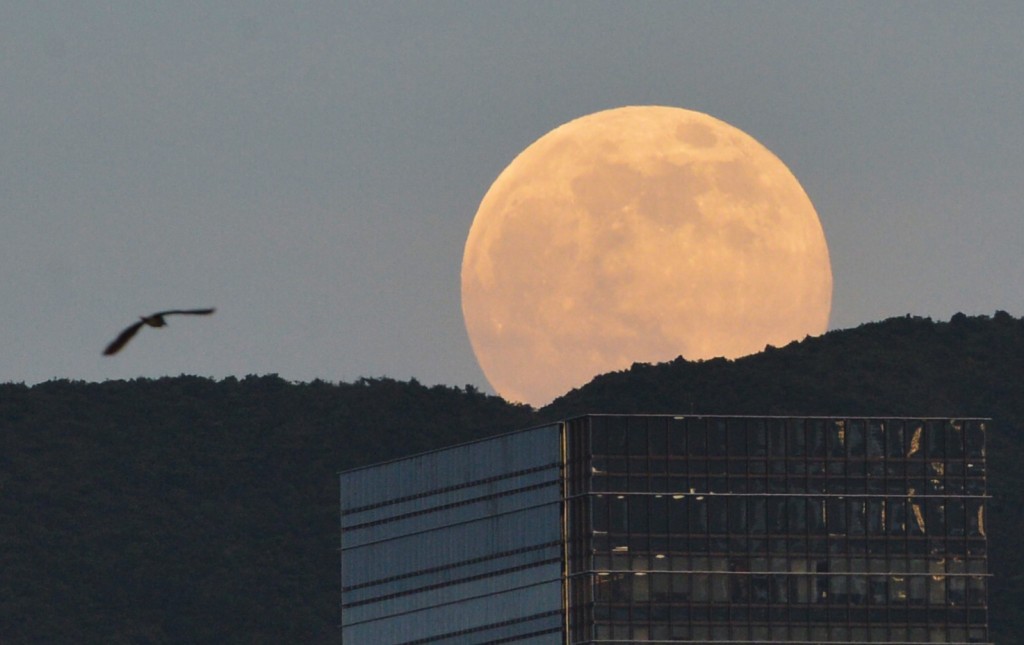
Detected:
[337,413,991,476]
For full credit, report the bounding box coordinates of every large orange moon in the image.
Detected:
[462,106,832,406]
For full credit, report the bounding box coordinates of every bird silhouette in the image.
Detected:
[103,308,216,355]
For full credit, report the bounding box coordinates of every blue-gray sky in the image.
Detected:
[3,3,1021,396]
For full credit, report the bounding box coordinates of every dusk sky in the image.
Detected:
[3,3,1021,399]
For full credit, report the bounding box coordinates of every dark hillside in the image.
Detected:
[2,312,1022,642]
[0,376,533,643]
[542,311,1022,421]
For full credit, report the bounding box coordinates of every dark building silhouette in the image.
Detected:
[340,415,990,644]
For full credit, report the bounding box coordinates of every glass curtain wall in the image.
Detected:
[568,415,990,644]
[340,424,565,644]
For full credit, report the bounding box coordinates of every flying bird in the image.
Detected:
[103,308,216,356]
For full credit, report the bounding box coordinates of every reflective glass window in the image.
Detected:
[344,415,989,643]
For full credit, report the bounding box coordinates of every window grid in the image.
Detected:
[571,416,989,644]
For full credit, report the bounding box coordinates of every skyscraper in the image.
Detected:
[340,415,990,644]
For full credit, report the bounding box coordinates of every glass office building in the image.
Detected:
[340,415,990,644]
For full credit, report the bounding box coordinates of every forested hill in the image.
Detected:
[2,312,1022,642]
[0,377,535,643]
[547,310,1023,422]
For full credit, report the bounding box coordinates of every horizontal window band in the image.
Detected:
[393,612,562,645]
[343,479,560,531]
[587,454,987,460]
[343,540,562,592]
[342,580,562,629]
[572,492,991,499]
[585,625,987,638]
[573,570,992,577]
[343,558,561,608]
[342,499,561,551]
[342,462,561,516]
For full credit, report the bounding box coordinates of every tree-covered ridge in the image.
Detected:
[544,311,1023,421]
[0,375,534,643]
[1,312,1021,642]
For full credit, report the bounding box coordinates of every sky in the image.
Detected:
[3,3,1022,398]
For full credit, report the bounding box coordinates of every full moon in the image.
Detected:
[462,106,832,406]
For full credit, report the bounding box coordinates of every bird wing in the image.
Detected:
[152,308,216,317]
[103,320,146,355]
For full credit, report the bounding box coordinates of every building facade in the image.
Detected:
[340,415,990,644]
